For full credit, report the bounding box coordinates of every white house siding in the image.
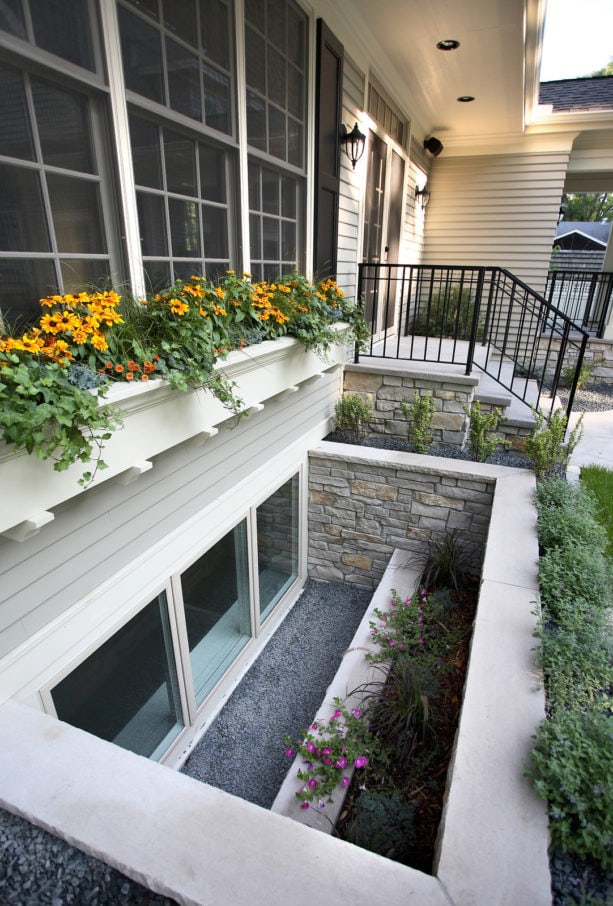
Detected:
[337,52,367,301]
[0,369,341,671]
[423,146,572,295]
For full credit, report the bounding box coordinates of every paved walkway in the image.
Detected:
[567,408,613,481]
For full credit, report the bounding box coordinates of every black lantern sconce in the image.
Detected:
[423,136,444,157]
[340,122,366,169]
[415,183,431,209]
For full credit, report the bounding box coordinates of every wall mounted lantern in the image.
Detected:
[340,122,366,169]
[415,183,431,209]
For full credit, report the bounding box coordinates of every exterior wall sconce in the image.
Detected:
[340,122,366,169]
[424,136,444,157]
[415,184,431,209]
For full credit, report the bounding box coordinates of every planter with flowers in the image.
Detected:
[0,273,367,539]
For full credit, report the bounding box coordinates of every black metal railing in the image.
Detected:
[356,263,591,419]
[545,269,613,336]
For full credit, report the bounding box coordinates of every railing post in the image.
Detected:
[596,273,613,339]
[566,330,589,422]
[355,264,364,363]
[466,267,485,375]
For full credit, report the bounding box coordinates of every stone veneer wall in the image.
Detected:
[343,364,479,447]
[308,444,495,589]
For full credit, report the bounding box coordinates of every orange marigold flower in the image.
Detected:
[143,360,156,373]
[105,362,113,369]
[128,360,140,372]
[141,373,149,381]
[126,371,134,380]
[115,364,124,373]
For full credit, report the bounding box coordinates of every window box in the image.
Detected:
[0,326,349,539]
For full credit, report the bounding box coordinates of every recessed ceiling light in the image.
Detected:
[437,39,460,51]
[457,95,475,102]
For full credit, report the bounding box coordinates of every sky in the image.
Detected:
[540,0,613,81]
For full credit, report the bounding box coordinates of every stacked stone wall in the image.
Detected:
[308,449,494,589]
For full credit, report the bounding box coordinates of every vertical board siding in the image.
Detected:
[0,372,342,657]
[423,151,571,294]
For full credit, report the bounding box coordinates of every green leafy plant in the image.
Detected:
[527,707,613,870]
[462,399,509,462]
[580,465,613,558]
[525,408,584,480]
[561,358,596,391]
[342,790,416,861]
[334,393,373,440]
[411,285,483,341]
[402,391,435,454]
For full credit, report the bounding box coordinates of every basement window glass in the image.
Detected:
[258,473,299,623]
[181,521,252,707]
[51,592,184,760]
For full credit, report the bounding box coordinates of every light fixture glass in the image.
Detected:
[415,184,431,209]
[340,122,366,169]
[437,39,460,51]
[457,95,475,102]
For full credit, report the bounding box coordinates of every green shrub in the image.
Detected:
[463,400,509,462]
[581,465,613,559]
[526,408,584,480]
[402,391,435,454]
[535,481,607,554]
[536,618,613,713]
[561,359,595,390]
[342,790,416,861]
[527,707,613,870]
[334,393,373,439]
[419,529,477,593]
[538,544,612,624]
[411,286,483,340]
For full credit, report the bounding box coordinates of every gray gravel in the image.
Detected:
[557,381,613,413]
[181,579,372,807]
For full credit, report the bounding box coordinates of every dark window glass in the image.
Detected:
[262,169,278,214]
[119,6,164,104]
[0,164,50,251]
[281,220,295,260]
[164,130,196,195]
[167,38,201,120]
[60,259,111,293]
[287,64,302,119]
[125,0,159,19]
[203,64,230,134]
[245,27,265,93]
[203,205,227,258]
[287,118,301,167]
[286,4,305,66]
[0,0,26,38]
[200,0,230,69]
[0,65,34,160]
[29,0,94,71]
[0,258,56,324]
[246,91,266,151]
[164,0,196,45]
[143,260,171,292]
[32,79,95,173]
[257,474,299,623]
[199,145,226,203]
[168,196,200,257]
[47,174,106,253]
[51,593,184,760]
[137,192,168,255]
[244,0,265,32]
[267,0,285,53]
[281,175,296,218]
[267,49,285,107]
[262,215,278,259]
[129,115,163,189]
[268,105,285,160]
[249,212,260,259]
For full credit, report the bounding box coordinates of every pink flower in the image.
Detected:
[311,723,318,730]
[335,756,347,769]
[323,757,332,765]
[284,748,294,758]
[331,709,342,721]
[341,776,350,787]
[351,708,361,718]
[418,638,424,645]
[389,639,396,647]
[305,741,316,753]
[300,801,310,810]
[354,756,369,769]
[323,747,332,755]
[308,778,318,789]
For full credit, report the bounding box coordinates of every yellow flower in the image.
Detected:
[90,332,108,351]
[215,287,225,299]
[40,313,64,335]
[213,305,227,317]
[71,327,89,344]
[169,299,189,315]
[99,307,123,326]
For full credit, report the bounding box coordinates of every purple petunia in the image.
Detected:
[354,755,369,769]
[335,756,347,769]
[284,747,294,758]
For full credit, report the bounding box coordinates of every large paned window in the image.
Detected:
[48,474,301,761]
[244,0,307,281]
[52,592,184,760]
[130,113,234,289]
[0,63,111,322]
[0,0,309,321]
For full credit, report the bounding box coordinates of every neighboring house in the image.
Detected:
[1,0,613,769]
[551,220,611,270]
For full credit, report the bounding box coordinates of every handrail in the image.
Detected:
[355,263,591,420]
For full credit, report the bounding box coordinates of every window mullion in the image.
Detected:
[97,0,145,297]
[168,574,198,726]
[234,0,250,275]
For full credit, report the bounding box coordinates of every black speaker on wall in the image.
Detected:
[424,136,444,157]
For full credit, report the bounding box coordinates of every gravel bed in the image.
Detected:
[0,808,178,906]
[557,382,613,413]
[181,579,372,807]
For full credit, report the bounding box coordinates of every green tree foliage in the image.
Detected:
[561,192,613,223]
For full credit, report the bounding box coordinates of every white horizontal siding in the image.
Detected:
[423,150,571,295]
[337,52,365,301]
[0,371,342,657]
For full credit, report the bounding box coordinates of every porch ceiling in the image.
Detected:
[344,0,543,146]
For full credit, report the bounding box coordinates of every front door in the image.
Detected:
[362,132,405,337]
